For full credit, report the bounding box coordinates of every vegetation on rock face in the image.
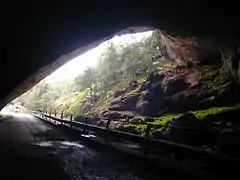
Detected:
[117,105,240,135]
[200,67,220,81]
[14,30,168,117]
[151,114,180,125]
[192,105,240,119]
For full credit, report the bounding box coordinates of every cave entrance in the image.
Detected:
[3,29,174,117]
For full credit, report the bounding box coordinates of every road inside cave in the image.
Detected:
[0,113,181,180]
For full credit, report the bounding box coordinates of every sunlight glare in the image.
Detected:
[44,31,152,84]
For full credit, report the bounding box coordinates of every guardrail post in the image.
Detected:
[104,118,111,143]
[106,119,111,129]
[60,111,63,119]
[145,124,151,138]
[143,124,152,156]
[70,115,74,128]
[82,117,88,133]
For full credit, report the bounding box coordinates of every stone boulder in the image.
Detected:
[164,90,199,113]
[147,71,165,84]
[136,100,163,116]
[163,113,205,145]
[119,94,140,111]
[170,113,200,127]
[136,100,152,116]
[151,81,164,95]
[136,87,166,116]
[109,91,140,112]
[163,77,189,96]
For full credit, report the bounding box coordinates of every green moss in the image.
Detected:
[146,105,240,127]
[136,76,147,83]
[120,105,240,136]
[201,68,220,81]
[192,105,240,119]
[150,114,181,126]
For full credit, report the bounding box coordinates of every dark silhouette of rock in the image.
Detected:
[119,94,140,111]
[145,117,154,122]
[147,72,165,84]
[163,77,189,96]
[163,113,205,145]
[164,90,199,113]
[218,130,240,158]
[170,113,200,126]
[136,85,165,116]
[136,100,161,116]
[152,129,163,139]
[136,101,152,116]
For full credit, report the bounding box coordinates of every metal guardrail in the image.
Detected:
[31,110,240,168]
[32,109,235,134]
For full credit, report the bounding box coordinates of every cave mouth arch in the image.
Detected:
[0,26,154,110]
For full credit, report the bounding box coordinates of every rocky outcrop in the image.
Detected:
[110,93,140,112]
[161,33,220,64]
[164,90,199,113]
[162,113,205,145]
[162,76,189,96]
[96,59,240,121]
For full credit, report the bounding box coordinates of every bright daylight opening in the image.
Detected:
[3,29,182,124]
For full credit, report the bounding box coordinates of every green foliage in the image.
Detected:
[15,31,169,117]
[151,114,181,125]
[192,105,240,119]
[119,105,240,136]
[65,88,91,116]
